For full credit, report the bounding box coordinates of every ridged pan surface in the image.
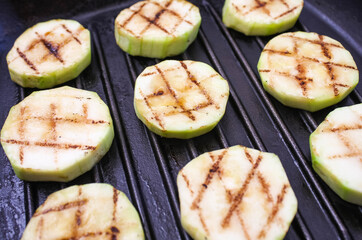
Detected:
[0,0,361,239]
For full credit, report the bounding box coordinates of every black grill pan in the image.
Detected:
[0,0,361,239]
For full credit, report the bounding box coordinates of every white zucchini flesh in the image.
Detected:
[134,60,229,139]
[177,145,298,240]
[310,104,362,205]
[21,183,145,240]
[6,19,91,89]
[114,0,201,58]
[222,0,303,36]
[0,86,114,182]
[258,32,359,112]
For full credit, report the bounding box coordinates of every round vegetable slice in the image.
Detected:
[6,19,91,89]
[222,0,303,36]
[21,183,145,240]
[310,104,362,205]
[177,145,298,240]
[0,86,114,182]
[134,60,229,139]
[114,0,201,58]
[258,31,359,112]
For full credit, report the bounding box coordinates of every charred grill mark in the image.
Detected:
[243,0,269,16]
[33,199,88,217]
[191,150,228,209]
[190,150,227,235]
[138,7,171,36]
[221,153,263,228]
[327,124,362,133]
[236,209,251,240]
[150,0,193,25]
[296,63,309,96]
[61,231,110,240]
[257,184,289,239]
[36,216,44,240]
[283,35,344,49]
[36,32,64,64]
[335,132,361,160]
[139,89,165,129]
[257,173,273,203]
[181,171,194,195]
[2,139,96,151]
[82,104,88,119]
[273,5,300,19]
[72,187,83,238]
[120,2,147,36]
[49,104,57,141]
[180,61,216,109]
[259,69,271,73]
[330,152,362,161]
[318,34,332,59]
[111,188,120,240]
[156,66,196,121]
[263,49,291,55]
[259,69,314,82]
[169,4,195,35]
[280,0,290,8]
[30,116,109,125]
[61,24,81,44]
[18,107,27,165]
[16,48,39,73]
[324,62,339,96]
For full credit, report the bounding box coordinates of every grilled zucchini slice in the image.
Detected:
[0,86,114,182]
[258,32,359,112]
[177,145,297,240]
[222,0,303,36]
[21,183,145,240]
[6,19,91,89]
[114,0,201,58]
[310,104,362,205]
[134,60,229,139]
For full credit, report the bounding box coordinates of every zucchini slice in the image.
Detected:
[177,145,298,240]
[114,0,201,58]
[310,104,362,205]
[6,19,91,89]
[258,32,359,112]
[134,60,229,139]
[0,86,114,182]
[222,0,303,36]
[21,183,145,240]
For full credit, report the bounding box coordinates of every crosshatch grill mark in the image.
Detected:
[261,34,358,97]
[33,186,122,240]
[11,24,85,72]
[232,0,301,20]
[139,62,220,127]
[119,0,194,38]
[182,147,291,238]
[0,99,111,166]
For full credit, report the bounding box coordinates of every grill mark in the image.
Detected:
[257,173,273,203]
[221,153,263,228]
[280,0,290,8]
[138,9,171,36]
[36,32,64,64]
[30,116,109,125]
[156,65,196,121]
[274,5,300,19]
[318,34,332,59]
[181,171,194,195]
[163,102,214,117]
[2,139,96,151]
[36,216,44,240]
[327,124,362,133]
[259,69,271,73]
[49,104,59,166]
[61,24,81,44]
[257,184,289,239]
[283,34,344,49]
[150,0,193,25]
[336,132,361,158]
[62,231,109,240]
[141,66,181,76]
[16,48,39,73]
[191,150,227,209]
[236,209,251,240]
[72,187,83,238]
[180,61,216,109]
[330,152,362,160]
[119,2,147,37]
[111,187,120,240]
[139,89,165,130]
[33,199,88,217]
[259,69,314,82]
[324,62,339,96]
[243,1,268,16]
[296,63,309,96]
[18,107,27,165]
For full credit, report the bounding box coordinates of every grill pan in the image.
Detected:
[0,0,361,239]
